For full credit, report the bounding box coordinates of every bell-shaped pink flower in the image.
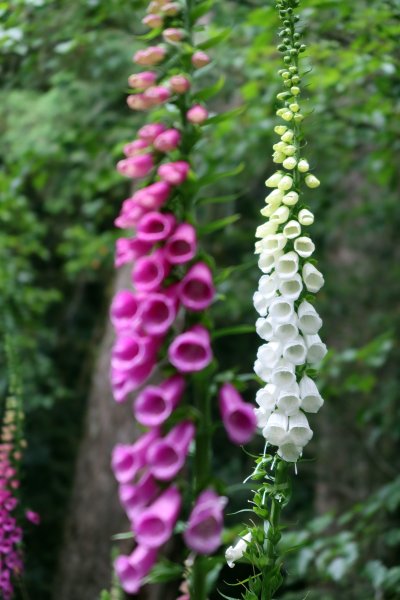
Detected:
[218,383,257,445]
[115,199,147,229]
[117,154,154,179]
[168,325,212,373]
[123,139,149,157]
[126,94,152,111]
[157,161,190,186]
[111,334,157,372]
[111,429,159,484]
[147,420,195,480]
[134,374,185,427]
[136,211,176,243]
[143,86,170,106]
[133,46,166,66]
[134,486,182,548]
[114,546,157,594]
[111,359,156,402]
[164,223,197,264]
[169,75,191,94]
[179,262,215,311]
[140,291,177,336]
[110,290,141,332]
[187,104,208,124]
[154,128,181,152]
[128,71,157,90]
[115,237,152,268]
[192,51,210,68]
[119,472,159,522]
[183,489,227,554]
[138,123,166,143]
[132,248,171,293]
[133,182,171,210]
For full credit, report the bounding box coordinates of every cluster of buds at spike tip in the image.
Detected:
[111,0,257,594]
[252,0,326,463]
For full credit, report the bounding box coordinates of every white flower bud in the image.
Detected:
[302,262,325,292]
[305,174,320,188]
[281,110,294,121]
[290,86,300,96]
[288,411,313,446]
[277,383,301,416]
[256,317,274,341]
[263,410,288,446]
[271,359,296,390]
[257,341,282,369]
[265,172,283,188]
[273,141,287,153]
[226,532,252,568]
[274,125,287,135]
[268,297,294,323]
[289,103,299,112]
[298,208,314,225]
[275,251,299,280]
[270,205,290,224]
[281,130,294,143]
[299,375,324,413]
[294,236,315,258]
[260,205,274,218]
[283,220,301,239]
[294,113,304,123]
[253,291,269,316]
[297,159,310,173]
[305,334,328,364]
[297,300,322,334]
[265,189,284,204]
[283,145,296,156]
[283,157,297,170]
[261,233,287,254]
[277,442,302,462]
[273,151,285,164]
[282,191,299,206]
[256,221,278,238]
[278,175,293,191]
[279,274,303,301]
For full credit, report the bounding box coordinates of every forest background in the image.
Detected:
[1,0,400,599]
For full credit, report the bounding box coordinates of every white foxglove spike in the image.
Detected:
[273,319,298,342]
[294,236,315,258]
[277,442,302,462]
[283,220,301,239]
[279,274,303,301]
[258,250,282,274]
[271,359,296,390]
[256,317,274,341]
[305,334,328,364]
[288,411,313,446]
[257,341,282,369]
[282,336,307,365]
[256,384,277,410]
[297,300,323,334]
[263,410,288,446]
[275,251,299,280]
[299,375,324,413]
[276,384,301,416]
[302,262,325,292]
[268,297,294,323]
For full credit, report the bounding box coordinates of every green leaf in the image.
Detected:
[212,325,255,340]
[143,559,183,584]
[206,105,246,125]
[198,162,245,187]
[196,193,237,207]
[196,76,226,102]
[199,213,241,235]
[198,28,231,50]
[191,0,213,21]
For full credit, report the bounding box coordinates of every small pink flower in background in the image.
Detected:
[126,94,151,111]
[169,75,191,94]
[134,486,182,548]
[179,262,215,311]
[187,104,209,124]
[164,223,197,264]
[138,122,167,143]
[111,429,159,484]
[219,383,257,445]
[158,161,190,185]
[110,290,142,332]
[147,420,195,480]
[136,211,177,243]
[128,71,157,89]
[133,46,166,66]
[168,325,213,373]
[143,85,171,106]
[142,13,163,28]
[114,546,158,594]
[184,490,227,554]
[118,472,159,523]
[132,248,171,292]
[134,374,185,427]
[153,128,181,152]
[25,510,40,525]
[123,139,149,157]
[191,50,210,68]
[162,2,181,16]
[163,28,185,43]
[116,154,154,179]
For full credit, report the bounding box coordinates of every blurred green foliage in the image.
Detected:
[1,0,400,598]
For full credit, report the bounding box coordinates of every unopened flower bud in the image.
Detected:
[187,104,208,124]
[278,175,293,191]
[142,13,163,28]
[305,174,320,188]
[169,75,191,94]
[289,103,299,112]
[281,130,294,143]
[163,28,184,43]
[192,51,210,68]
[297,159,310,173]
[274,125,287,135]
[283,145,296,156]
[281,110,294,121]
[161,2,181,15]
[298,209,314,226]
[265,172,283,188]
[282,191,299,206]
[283,157,297,170]
[291,86,300,95]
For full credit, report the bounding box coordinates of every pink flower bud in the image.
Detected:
[143,85,170,106]
[126,94,151,111]
[133,374,185,427]
[147,421,195,481]
[115,546,157,594]
[157,161,190,185]
[138,122,167,143]
[161,2,181,16]
[179,262,215,311]
[116,154,154,179]
[219,383,257,445]
[133,46,166,66]
[164,223,197,264]
[119,472,159,522]
[128,71,157,90]
[163,28,184,43]
[139,291,178,337]
[168,325,213,373]
[192,51,210,68]
[132,182,171,210]
[110,290,142,332]
[153,128,181,152]
[183,490,227,554]
[187,104,209,124]
[123,139,149,157]
[111,429,159,484]
[132,248,171,292]
[136,211,176,243]
[142,13,163,28]
[134,486,182,548]
[25,510,40,525]
[169,75,191,94]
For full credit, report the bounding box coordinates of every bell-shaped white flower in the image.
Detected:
[277,442,302,462]
[283,219,301,239]
[258,250,282,274]
[261,233,287,254]
[287,411,313,446]
[298,208,314,226]
[271,359,296,389]
[273,151,285,164]
[275,251,299,280]
[270,206,290,224]
[273,317,298,342]
[265,188,284,204]
[256,221,278,238]
[253,291,269,316]
[283,156,297,170]
[277,175,293,191]
[256,383,277,411]
[254,359,272,383]
[263,410,288,446]
[256,317,274,341]
[265,172,283,188]
[226,532,252,568]
[255,240,263,254]
[268,297,294,323]
[305,334,328,364]
[305,174,320,188]
[279,274,303,301]
[297,300,322,334]
[282,191,299,206]
[299,375,324,413]
[294,236,315,258]
[255,406,272,428]
[302,262,325,293]
[257,341,282,369]
[283,335,307,365]
[276,383,301,416]
[259,273,279,299]
[297,159,310,173]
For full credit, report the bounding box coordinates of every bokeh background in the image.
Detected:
[1,0,400,598]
